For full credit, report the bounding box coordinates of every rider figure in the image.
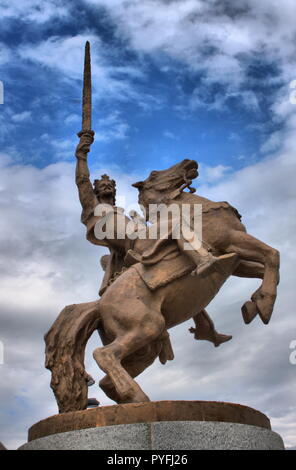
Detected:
[75,129,232,348]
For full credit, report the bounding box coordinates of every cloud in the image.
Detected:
[89,0,296,70]
[39,112,130,159]
[64,114,80,125]
[19,35,102,80]
[0,0,68,24]
[228,132,240,142]
[96,111,130,142]
[199,163,232,183]
[85,0,296,110]
[0,152,144,448]
[0,107,19,139]
[0,138,295,448]
[11,111,32,123]
[163,130,177,140]
[0,0,296,451]
[260,131,282,154]
[0,42,11,65]
[18,35,147,104]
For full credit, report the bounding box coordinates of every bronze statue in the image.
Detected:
[45,42,280,413]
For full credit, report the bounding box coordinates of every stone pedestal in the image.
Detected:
[18,401,285,450]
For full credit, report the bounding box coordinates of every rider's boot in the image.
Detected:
[189,309,232,347]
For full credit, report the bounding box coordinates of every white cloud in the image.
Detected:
[0,0,68,23]
[19,35,100,80]
[91,0,296,70]
[0,140,295,448]
[51,139,74,150]
[39,134,77,160]
[0,106,18,139]
[1,0,296,450]
[199,163,231,183]
[11,111,32,123]
[64,113,80,125]
[163,130,177,140]
[18,35,146,103]
[0,42,11,65]
[260,131,282,154]
[96,111,130,142]
[85,0,296,111]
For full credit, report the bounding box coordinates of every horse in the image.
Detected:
[90,159,280,405]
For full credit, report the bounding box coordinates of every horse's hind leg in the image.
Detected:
[225,230,279,324]
[93,271,165,403]
[93,305,164,403]
[99,340,162,403]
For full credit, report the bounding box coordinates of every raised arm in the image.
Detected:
[75,129,98,225]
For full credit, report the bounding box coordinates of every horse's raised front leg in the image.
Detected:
[233,259,264,280]
[225,230,280,324]
[93,268,165,403]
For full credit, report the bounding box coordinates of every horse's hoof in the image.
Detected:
[119,385,150,403]
[87,397,100,407]
[132,391,150,403]
[241,301,258,324]
[256,293,276,324]
[87,377,95,387]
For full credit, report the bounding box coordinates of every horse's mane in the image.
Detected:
[166,190,212,207]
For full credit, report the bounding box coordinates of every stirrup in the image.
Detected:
[193,255,218,276]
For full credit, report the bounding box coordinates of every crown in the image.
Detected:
[94,174,116,187]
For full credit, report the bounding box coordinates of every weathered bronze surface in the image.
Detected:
[44,42,280,414]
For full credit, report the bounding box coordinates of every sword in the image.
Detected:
[82,41,92,131]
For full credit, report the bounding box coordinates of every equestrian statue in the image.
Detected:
[45,42,280,413]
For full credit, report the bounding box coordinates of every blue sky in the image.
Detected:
[0,0,296,449]
[0,0,283,174]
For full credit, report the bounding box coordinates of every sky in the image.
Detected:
[0,0,296,450]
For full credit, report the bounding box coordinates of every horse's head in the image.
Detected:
[132,159,198,215]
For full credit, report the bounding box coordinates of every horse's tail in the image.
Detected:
[44,300,101,413]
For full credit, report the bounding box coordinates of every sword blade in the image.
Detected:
[82,41,92,131]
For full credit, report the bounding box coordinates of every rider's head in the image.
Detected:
[93,174,116,204]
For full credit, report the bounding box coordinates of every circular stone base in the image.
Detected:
[19,421,284,450]
[19,401,285,450]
